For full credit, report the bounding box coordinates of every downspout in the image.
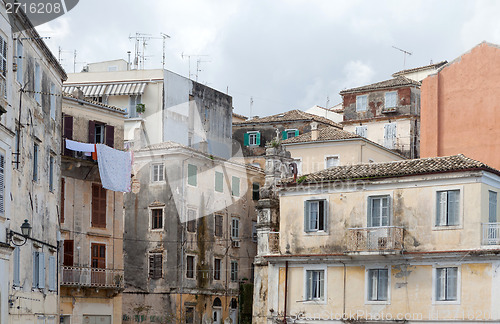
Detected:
[342,262,346,316]
[14,87,23,168]
[283,261,288,323]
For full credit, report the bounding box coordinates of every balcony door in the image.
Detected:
[91,243,106,285]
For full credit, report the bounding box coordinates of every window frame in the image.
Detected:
[186,255,195,279]
[304,198,328,233]
[230,260,238,282]
[151,163,165,183]
[231,217,240,240]
[91,183,107,228]
[367,195,391,227]
[355,125,367,138]
[303,265,327,303]
[433,187,463,229]
[214,258,221,280]
[214,214,223,237]
[285,129,299,139]
[489,190,498,223]
[356,95,368,112]
[384,91,398,108]
[247,131,260,146]
[94,123,105,144]
[150,207,164,231]
[187,164,197,187]
[148,252,163,279]
[324,155,340,169]
[185,306,195,324]
[365,267,391,304]
[432,265,460,305]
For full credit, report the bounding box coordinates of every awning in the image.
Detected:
[64,82,147,97]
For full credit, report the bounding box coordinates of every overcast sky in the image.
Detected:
[37,0,500,118]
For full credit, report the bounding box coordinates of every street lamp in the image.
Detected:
[7,219,32,246]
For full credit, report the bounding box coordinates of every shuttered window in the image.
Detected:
[105,125,114,147]
[16,40,23,84]
[230,260,238,281]
[63,240,74,266]
[33,252,45,289]
[33,144,39,182]
[215,171,223,193]
[245,131,260,146]
[383,123,397,149]
[151,209,163,230]
[151,163,164,182]
[214,214,223,237]
[149,253,162,279]
[48,256,56,291]
[186,255,195,278]
[60,178,65,223]
[0,152,4,214]
[436,267,458,301]
[304,200,327,232]
[436,190,460,226]
[231,176,240,197]
[231,218,239,239]
[49,156,54,192]
[214,258,221,280]
[50,83,56,120]
[385,91,398,108]
[91,183,107,228]
[63,115,73,156]
[34,63,41,104]
[356,95,367,112]
[355,125,367,138]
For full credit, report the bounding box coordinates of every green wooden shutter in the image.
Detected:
[295,129,299,137]
[215,172,223,193]
[188,164,197,186]
[244,133,249,146]
[256,132,261,145]
[282,131,287,140]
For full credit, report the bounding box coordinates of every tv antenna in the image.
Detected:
[129,32,171,70]
[392,46,412,70]
[181,53,209,80]
[195,58,211,82]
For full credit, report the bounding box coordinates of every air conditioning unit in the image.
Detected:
[232,240,240,248]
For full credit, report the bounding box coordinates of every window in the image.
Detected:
[33,143,38,182]
[185,307,194,324]
[188,164,197,186]
[0,35,7,78]
[187,219,196,233]
[128,95,142,118]
[367,269,389,301]
[0,153,4,214]
[383,123,397,149]
[215,214,223,237]
[304,200,326,232]
[91,244,106,269]
[245,131,260,146]
[151,209,163,230]
[16,40,23,84]
[368,195,390,227]
[230,260,238,282]
[151,163,164,182]
[149,253,163,279]
[50,83,56,120]
[355,125,367,138]
[231,176,240,197]
[49,155,54,192]
[306,270,324,300]
[186,255,195,278]
[435,267,458,301]
[436,190,460,226]
[63,240,74,266]
[325,156,339,168]
[489,191,497,223]
[282,129,299,140]
[252,183,260,200]
[214,258,221,280]
[215,171,223,193]
[231,217,239,239]
[252,221,257,242]
[13,247,20,286]
[356,95,367,112]
[34,62,41,104]
[63,115,73,156]
[385,91,397,108]
[91,183,107,228]
[32,251,45,289]
[95,124,105,144]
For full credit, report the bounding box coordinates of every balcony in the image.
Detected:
[482,223,500,245]
[268,232,280,254]
[347,226,404,253]
[381,106,398,114]
[61,266,124,289]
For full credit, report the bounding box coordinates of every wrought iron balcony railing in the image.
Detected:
[482,223,500,245]
[347,226,404,252]
[61,266,124,289]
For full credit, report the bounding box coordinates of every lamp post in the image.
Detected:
[7,219,32,246]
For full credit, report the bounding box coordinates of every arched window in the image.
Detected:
[213,297,222,308]
[230,298,237,309]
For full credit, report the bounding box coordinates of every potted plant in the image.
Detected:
[136,103,146,115]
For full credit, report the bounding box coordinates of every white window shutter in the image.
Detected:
[49,256,56,291]
[32,252,38,288]
[437,192,447,225]
[38,252,45,289]
[447,268,458,300]
[0,153,4,214]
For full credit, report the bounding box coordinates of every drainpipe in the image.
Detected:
[283,261,288,323]
[342,261,346,316]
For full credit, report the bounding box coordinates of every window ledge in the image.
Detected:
[433,300,460,305]
[304,231,329,236]
[432,225,463,231]
[365,300,390,305]
[301,299,327,305]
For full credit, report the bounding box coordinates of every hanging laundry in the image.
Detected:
[96,144,132,192]
[65,139,95,152]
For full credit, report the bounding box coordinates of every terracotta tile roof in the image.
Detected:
[233,109,342,128]
[232,112,248,120]
[339,76,421,95]
[63,92,126,113]
[392,61,448,77]
[283,154,500,185]
[282,126,359,144]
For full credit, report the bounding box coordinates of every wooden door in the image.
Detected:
[91,243,106,285]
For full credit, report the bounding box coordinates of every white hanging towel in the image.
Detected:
[96,144,132,192]
[65,139,96,152]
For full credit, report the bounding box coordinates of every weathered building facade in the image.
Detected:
[7,10,67,324]
[421,42,500,170]
[122,143,263,324]
[59,94,126,324]
[341,76,421,158]
[254,154,500,323]
[282,125,405,175]
[232,110,342,169]
[64,61,234,159]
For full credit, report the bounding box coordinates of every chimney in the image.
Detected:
[73,87,84,100]
[311,122,319,141]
